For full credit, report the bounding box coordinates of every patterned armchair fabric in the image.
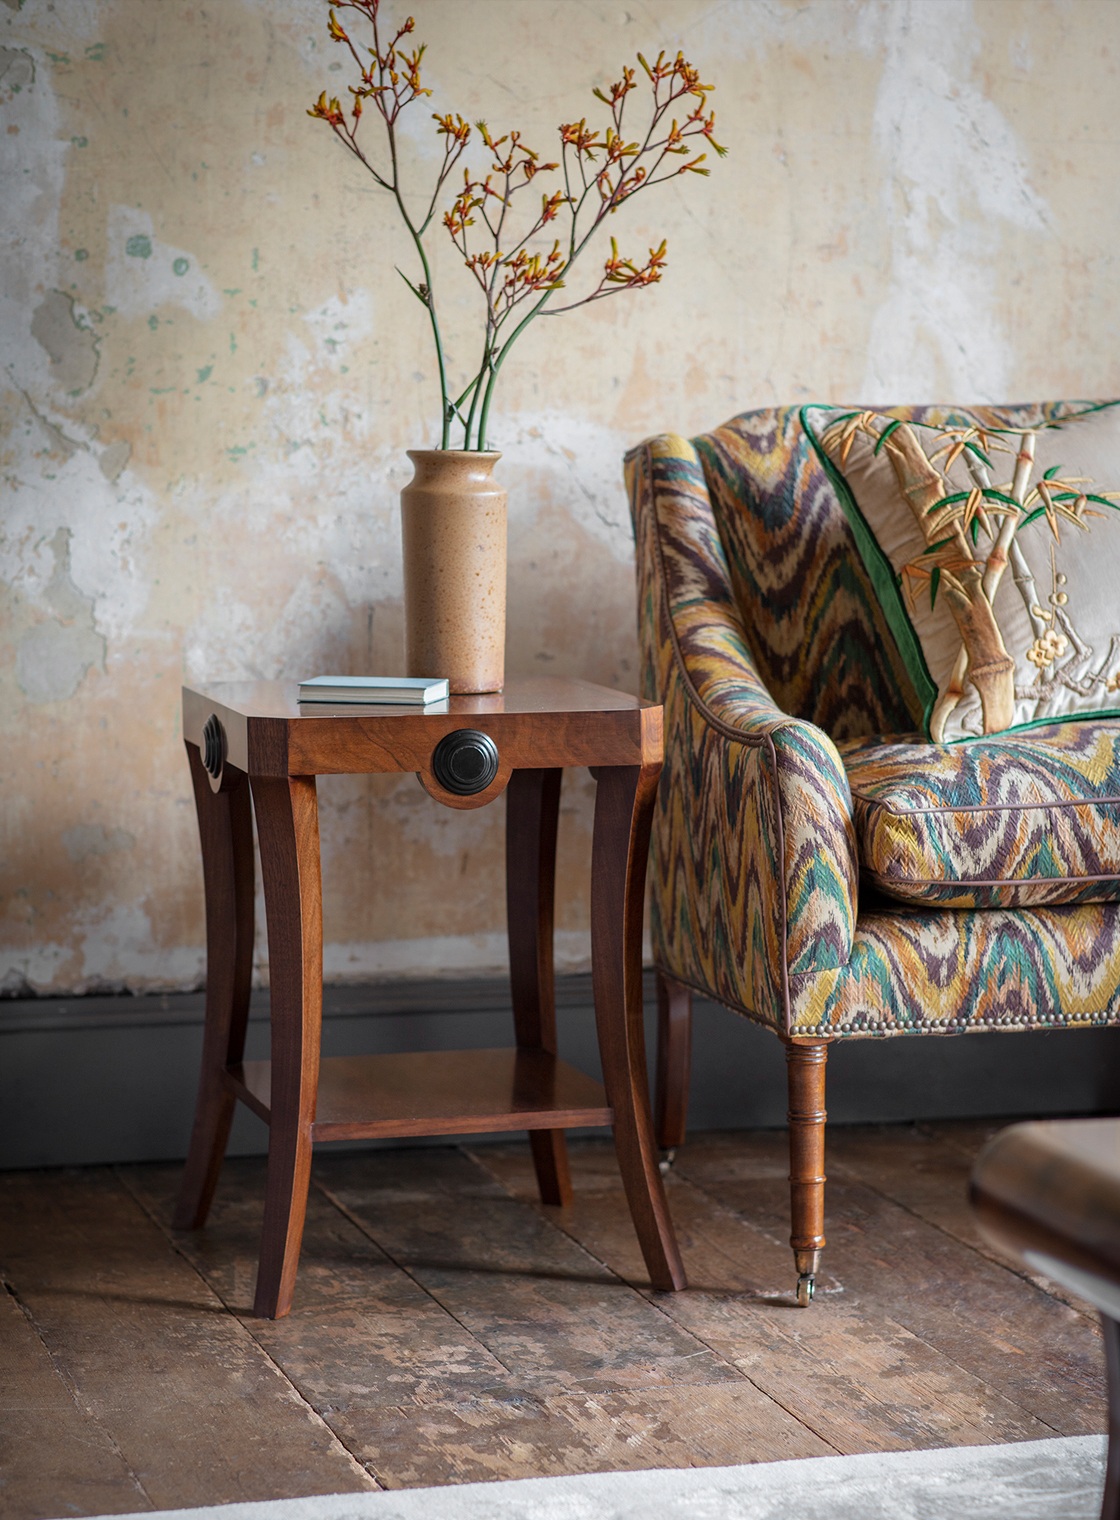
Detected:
[625,405,1120,1302]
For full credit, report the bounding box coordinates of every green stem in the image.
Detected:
[409,220,451,448]
[476,288,558,448]
[387,131,451,448]
[461,335,492,446]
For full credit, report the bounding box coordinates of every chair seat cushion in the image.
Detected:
[839,721,1120,907]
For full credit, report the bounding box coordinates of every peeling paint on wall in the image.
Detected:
[2,0,1119,994]
[0,44,33,88]
[30,290,99,392]
[15,529,106,703]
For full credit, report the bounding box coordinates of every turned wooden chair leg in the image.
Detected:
[655,970,692,1158]
[786,1038,829,1307]
[506,767,571,1207]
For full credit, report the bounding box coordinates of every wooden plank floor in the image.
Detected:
[0,1121,1108,1517]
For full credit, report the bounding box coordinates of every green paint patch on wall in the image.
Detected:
[126,234,152,259]
[196,364,213,383]
[173,257,189,276]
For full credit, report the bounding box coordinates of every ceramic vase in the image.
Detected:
[400,449,507,694]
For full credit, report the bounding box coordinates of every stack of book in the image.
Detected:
[298,676,449,706]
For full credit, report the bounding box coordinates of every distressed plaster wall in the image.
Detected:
[2,0,1119,995]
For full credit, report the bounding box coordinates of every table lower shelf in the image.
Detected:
[224,1047,612,1141]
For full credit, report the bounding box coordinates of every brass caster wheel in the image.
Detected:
[796,1272,815,1307]
[658,1148,677,1175]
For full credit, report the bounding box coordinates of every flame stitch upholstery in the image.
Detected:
[624,409,1120,1039]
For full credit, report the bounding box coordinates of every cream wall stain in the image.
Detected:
[105,206,223,324]
[2,0,1119,994]
[60,823,135,863]
[857,0,1051,400]
[14,527,105,703]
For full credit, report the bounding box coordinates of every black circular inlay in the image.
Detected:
[431,728,500,795]
[202,714,225,779]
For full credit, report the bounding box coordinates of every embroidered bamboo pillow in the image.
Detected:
[803,401,1120,742]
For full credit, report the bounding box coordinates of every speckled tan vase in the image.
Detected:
[400,450,507,694]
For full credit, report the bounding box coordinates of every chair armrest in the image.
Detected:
[626,433,859,1033]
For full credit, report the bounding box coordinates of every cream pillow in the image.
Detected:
[803,401,1120,742]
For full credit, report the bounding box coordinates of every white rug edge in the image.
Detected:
[67,1434,1108,1520]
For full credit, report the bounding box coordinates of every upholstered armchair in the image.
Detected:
[625,404,1120,1305]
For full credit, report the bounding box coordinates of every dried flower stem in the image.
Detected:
[310,2,723,449]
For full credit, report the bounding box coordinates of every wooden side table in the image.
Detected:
[971,1118,1120,1520]
[175,676,686,1318]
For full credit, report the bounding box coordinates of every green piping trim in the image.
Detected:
[953,706,1120,743]
[882,398,1120,437]
[800,404,938,734]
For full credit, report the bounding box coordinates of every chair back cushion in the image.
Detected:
[693,402,1117,744]
[841,720,1120,907]
[803,401,1120,741]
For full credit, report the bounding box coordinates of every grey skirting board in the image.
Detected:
[2,972,1119,1168]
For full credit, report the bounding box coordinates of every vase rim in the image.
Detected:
[406,447,502,459]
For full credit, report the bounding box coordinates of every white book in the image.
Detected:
[298,675,450,706]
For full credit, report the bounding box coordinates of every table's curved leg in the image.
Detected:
[506,767,571,1206]
[655,971,693,1154]
[249,774,322,1320]
[590,763,686,1292]
[174,744,254,1231]
[1103,1315,1120,1520]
